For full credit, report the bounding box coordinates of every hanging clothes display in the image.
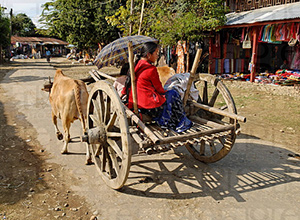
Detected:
[176,40,187,74]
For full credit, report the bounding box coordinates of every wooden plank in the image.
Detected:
[159,124,235,145]
[125,106,160,144]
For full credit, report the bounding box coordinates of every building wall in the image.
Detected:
[226,0,300,13]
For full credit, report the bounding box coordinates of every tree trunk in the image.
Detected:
[138,0,145,35]
[0,45,3,64]
[129,0,134,36]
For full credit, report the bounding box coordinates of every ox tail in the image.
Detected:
[74,80,86,132]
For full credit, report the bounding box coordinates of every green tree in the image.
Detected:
[40,0,127,49]
[12,13,37,36]
[107,0,226,45]
[0,8,10,63]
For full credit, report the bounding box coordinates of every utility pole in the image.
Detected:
[129,0,133,36]
[9,8,12,59]
[10,8,13,37]
[138,0,145,35]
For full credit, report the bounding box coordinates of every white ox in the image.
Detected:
[44,69,91,164]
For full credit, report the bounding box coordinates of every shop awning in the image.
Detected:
[225,2,300,27]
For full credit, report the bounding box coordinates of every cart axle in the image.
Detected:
[81,127,107,145]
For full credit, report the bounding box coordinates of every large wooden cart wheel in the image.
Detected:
[87,81,131,189]
[185,74,237,163]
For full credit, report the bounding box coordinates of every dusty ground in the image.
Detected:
[0,60,95,219]
[224,80,300,153]
[0,57,299,219]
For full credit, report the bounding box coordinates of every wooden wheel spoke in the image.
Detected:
[95,144,102,157]
[92,98,102,123]
[107,132,122,137]
[208,88,220,107]
[101,146,108,172]
[218,136,226,146]
[108,147,120,176]
[106,149,114,178]
[104,96,111,124]
[107,138,123,159]
[89,114,100,126]
[203,81,208,104]
[106,111,117,131]
[209,140,216,155]
[199,139,205,155]
[97,91,105,121]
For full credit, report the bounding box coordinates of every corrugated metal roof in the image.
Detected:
[226,2,300,26]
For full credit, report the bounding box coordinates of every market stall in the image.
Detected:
[209,2,300,85]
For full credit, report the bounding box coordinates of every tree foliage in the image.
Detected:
[107,0,226,45]
[0,8,10,48]
[12,13,37,37]
[40,0,127,49]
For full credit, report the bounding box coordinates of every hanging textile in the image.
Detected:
[290,45,300,70]
[176,40,186,73]
[210,59,216,74]
[224,59,230,73]
[214,33,221,58]
[215,59,218,74]
[218,59,222,73]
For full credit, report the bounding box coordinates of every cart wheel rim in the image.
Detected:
[87,80,131,189]
[185,74,237,163]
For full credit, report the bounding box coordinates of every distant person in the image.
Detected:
[280,60,289,69]
[113,63,129,98]
[46,48,51,63]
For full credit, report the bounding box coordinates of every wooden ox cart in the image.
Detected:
[81,42,246,189]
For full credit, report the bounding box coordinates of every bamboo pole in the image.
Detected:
[127,41,138,115]
[138,0,145,35]
[192,100,247,123]
[93,70,117,81]
[183,48,202,106]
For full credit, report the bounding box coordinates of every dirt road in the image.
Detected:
[0,59,300,220]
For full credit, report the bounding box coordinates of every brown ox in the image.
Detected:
[44,69,91,164]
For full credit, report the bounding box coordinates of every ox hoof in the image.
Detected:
[57,132,63,140]
[61,150,68,154]
[85,159,93,165]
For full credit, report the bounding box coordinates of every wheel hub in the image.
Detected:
[81,125,107,145]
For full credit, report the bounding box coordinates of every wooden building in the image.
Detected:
[11,36,68,58]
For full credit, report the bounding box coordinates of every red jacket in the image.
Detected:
[122,59,166,109]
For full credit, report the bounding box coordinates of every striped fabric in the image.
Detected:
[94,35,158,69]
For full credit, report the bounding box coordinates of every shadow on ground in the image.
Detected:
[121,135,299,201]
[0,100,47,205]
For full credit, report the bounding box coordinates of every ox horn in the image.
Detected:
[48,76,52,84]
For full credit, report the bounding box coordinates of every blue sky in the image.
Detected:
[0,0,49,27]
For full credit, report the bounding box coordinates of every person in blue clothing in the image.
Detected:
[46,48,51,63]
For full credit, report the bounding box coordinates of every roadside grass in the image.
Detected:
[224,81,300,151]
